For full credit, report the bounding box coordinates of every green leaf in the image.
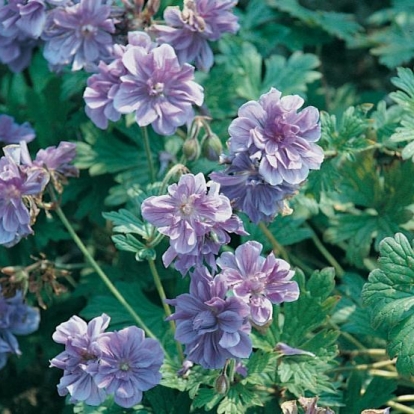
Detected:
[362,233,414,375]
[343,373,396,413]
[80,281,171,346]
[324,153,414,267]
[276,268,339,397]
[262,52,321,96]
[389,68,414,160]
[368,13,414,68]
[268,0,362,44]
[216,37,320,102]
[103,209,150,239]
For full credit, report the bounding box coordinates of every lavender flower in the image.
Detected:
[142,173,245,275]
[50,314,110,406]
[0,115,36,144]
[0,289,40,369]
[83,57,125,129]
[0,0,47,39]
[228,88,324,186]
[0,144,49,247]
[34,141,78,182]
[210,152,299,223]
[275,342,316,357]
[167,267,252,369]
[94,326,163,408]
[0,31,38,72]
[82,30,152,129]
[42,0,115,71]
[217,241,299,326]
[151,0,239,71]
[113,39,204,135]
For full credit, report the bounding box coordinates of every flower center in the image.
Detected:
[5,184,21,200]
[149,82,165,97]
[80,24,97,38]
[182,0,205,31]
[193,310,217,334]
[119,361,130,371]
[178,195,195,216]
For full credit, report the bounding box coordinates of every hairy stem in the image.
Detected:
[148,259,184,361]
[307,224,345,278]
[258,222,289,261]
[54,204,158,342]
[141,126,156,183]
[386,401,414,414]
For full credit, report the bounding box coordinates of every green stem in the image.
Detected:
[148,259,184,361]
[307,225,345,278]
[258,222,289,261]
[328,320,366,350]
[340,348,387,358]
[148,259,172,319]
[330,359,396,373]
[386,401,414,414]
[54,205,158,341]
[141,126,156,183]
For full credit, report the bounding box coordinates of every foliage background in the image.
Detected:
[2,0,414,413]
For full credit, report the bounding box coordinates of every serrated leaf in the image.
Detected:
[262,52,321,96]
[362,233,414,374]
[268,0,362,44]
[369,14,414,68]
[276,269,338,397]
[103,209,150,238]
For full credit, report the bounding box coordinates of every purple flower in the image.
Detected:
[93,326,163,408]
[167,267,252,369]
[0,31,38,72]
[142,173,245,275]
[34,141,78,179]
[228,88,324,186]
[217,241,299,326]
[50,314,110,406]
[210,152,299,223]
[0,144,49,247]
[275,342,315,357]
[151,0,239,71]
[41,0,115,71]
[113,35,204,136]
[0,0,47,39]
[82,31,153,129]
[0,288,40,369]
[0,114,36,144]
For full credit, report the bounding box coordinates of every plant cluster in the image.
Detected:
[2,0,414,413]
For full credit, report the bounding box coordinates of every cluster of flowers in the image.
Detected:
[211,88,324,223]
[0,115,78,247]
[50,314,164,408]
[165,242,299,369]
[0,0,239,137]
[0,288,40,369]
[142,176,299,368]
[0,0,238,74]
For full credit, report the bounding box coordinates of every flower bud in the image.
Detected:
[214,373,229,395]
[201,134,223,161]
[183,138,200,161]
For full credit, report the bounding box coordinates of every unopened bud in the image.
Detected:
[202,134,223,161]
[1,266,28,282]
[214,373,229,395]
[183,138,200,161]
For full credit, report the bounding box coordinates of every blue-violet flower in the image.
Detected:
[94,326,163,408]
[228,87,324,186]
[151,0,239,71]
[167,266,252,369]
[217,241,299,326]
